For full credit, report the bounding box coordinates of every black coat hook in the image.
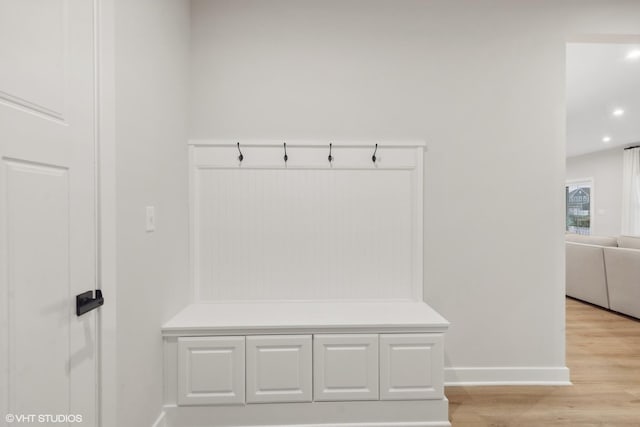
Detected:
[237,142,244,162]
[372,143,378,163]
[328,143,333,163]
[283,142,288,163]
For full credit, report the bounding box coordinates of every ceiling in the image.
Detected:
[566,43,640,158]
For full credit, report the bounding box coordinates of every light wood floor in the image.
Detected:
[446,298,640,426]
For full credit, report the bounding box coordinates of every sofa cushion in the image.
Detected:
[566,242,610,308]
[564,233,618,247]
[617,235,640,250]
[603,247,640,319]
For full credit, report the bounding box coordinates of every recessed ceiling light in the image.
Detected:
[613,108,625,117]
[603,136,612,143]
[626,50,640,60]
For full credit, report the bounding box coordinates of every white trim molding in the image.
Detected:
[189,139,427,148]
[163,423,448,427]
[444,367,571,386]
[160,400,451,427]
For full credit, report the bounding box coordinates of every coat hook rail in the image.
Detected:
[229,141,393,165]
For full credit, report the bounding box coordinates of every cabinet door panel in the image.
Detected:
[178,336,245,405]
[379,334,443,400]
[313,334,378,401]
[246,335,312,403]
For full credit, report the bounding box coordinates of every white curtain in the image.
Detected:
[621,147,640,236]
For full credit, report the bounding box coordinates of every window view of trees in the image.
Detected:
[566,182,592,235]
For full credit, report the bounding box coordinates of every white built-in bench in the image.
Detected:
[161,141,450,427]
[162,301,449,426]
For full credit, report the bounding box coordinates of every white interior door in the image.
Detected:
[0,0,99,425]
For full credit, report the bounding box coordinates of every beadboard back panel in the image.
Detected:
[190,141,424,302]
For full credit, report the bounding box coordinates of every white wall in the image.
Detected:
[567,148,624,236]
[109,1,191,426]
[189,0,640,384]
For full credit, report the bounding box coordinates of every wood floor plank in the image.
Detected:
[446,298,640,426]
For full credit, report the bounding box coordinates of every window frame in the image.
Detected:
[565,178,595,235]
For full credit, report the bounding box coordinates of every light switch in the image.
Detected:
[146,206,156,232]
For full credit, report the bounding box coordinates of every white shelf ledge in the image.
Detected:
[162,301,449,337]
[189,139,427,148]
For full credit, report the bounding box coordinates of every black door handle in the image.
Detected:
[76,289,104,316]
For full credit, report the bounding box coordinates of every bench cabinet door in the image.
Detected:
[246,335,312,403]
[313,334,379,401]
[177,336,245,405]
[379,334,444,400]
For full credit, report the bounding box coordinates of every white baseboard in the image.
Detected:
[444,366,571,386]
[152,411,167,427]
[238,424,449,427]
[163,421,448,427]
[161,400,450,427]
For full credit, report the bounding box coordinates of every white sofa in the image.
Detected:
[566,234,640,319]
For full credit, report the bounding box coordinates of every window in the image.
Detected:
[566,180,592,235]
